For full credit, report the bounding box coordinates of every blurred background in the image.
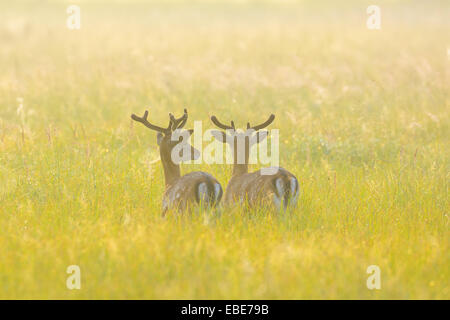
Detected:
[0,0,448,299]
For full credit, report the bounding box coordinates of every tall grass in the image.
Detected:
[0,0,448,299]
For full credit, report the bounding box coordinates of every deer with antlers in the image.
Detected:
[131,109,223,214]
[210,114,299,210]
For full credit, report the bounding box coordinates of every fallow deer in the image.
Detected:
[131,109,223,214]
[210,114,299,210]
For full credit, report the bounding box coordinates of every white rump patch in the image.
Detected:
[273,178,285,210]
[289,177,299,207]
[214,183,222,201]
[197,182,209,204]
[273,177,299,210]
[275,178,285,196]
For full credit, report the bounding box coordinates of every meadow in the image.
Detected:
[0,0,448,299]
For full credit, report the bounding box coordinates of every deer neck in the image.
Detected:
[232,163,248,177]
[231,141,249,177]
[160,148,180,188]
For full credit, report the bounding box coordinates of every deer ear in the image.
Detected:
[157,132,163,145]
[175,129,194,142]
[210,130,227,143]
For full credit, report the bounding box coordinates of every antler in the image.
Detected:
[247,114,275,131]
[131,110,172,133]
[211,115,235,131]
[211,114,275,131]
[169,108,188,130]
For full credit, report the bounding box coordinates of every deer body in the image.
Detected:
[210,114,299,210]
[162,171,222,213]
[132,109,223,214]
[225,167,298,210]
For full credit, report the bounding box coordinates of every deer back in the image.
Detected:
[162,171,223,214]
[225,167,299,210]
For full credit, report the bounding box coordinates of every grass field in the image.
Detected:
[0,0,448,299]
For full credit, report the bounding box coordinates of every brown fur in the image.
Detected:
[132,109,223,215]
[210,114,299,210]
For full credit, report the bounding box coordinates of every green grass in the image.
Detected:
[0,0,448,299]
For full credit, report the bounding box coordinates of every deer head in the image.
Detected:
[131,108,200,186]
[210,114,275,176]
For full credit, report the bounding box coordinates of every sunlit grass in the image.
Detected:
[0,0,448,299]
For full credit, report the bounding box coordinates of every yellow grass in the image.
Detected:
[0,0,448,299]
